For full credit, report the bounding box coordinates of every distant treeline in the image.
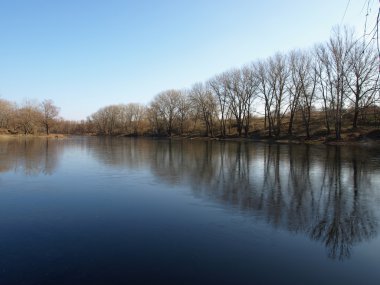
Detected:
[1,26,379,139]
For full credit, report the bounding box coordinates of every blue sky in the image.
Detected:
[0,0,377,120]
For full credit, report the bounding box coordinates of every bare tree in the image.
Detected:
[287,50,317,138]
[146,104,163,135]
[315,27,354,139]
[16,100,43,135]
[268,53,289,138]
[287,50,303,135]
[314,44,333,134]
[241,65,258,136]
[130,103,146,135]
[189,83,217,137]
[345,40,379,128]
[254,59,275,137]
[219,67,257,137]
[118,103,146,135]
[300,54,318,139]
[90,105,122,135]
[176,93,191,135]
[0,99,15,130]
[150,90,183,136]
[41,99,60,135]
[208,73,229,137]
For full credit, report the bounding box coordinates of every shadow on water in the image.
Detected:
[1,137,379,260]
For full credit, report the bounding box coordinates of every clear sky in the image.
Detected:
[0,0,377,120]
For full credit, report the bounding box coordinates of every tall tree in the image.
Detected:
[189,83,217,137]
[315,27,354,139]
[41,99,60,135]
[208,73,229,137]
[16,100,43,135]
[0,99,15,130]
[268,53,289,138]
[254,59,275,137]
[221,67,257,137]
[287,50,317,138]
[345,40,379,128]
[150,90,183,136]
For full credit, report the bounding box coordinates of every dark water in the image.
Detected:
[0,137,380,285]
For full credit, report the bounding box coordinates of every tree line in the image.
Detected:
[1,26,379,139]
[88,27,379,140]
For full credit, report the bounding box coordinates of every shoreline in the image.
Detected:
[1,133,379,146]
[170,135,380,146]
[0,134,67,139]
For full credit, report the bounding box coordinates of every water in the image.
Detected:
[0,137,380,285]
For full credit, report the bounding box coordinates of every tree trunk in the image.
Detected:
[352,100,359,129]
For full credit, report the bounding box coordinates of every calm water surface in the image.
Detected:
[0,137,380,285]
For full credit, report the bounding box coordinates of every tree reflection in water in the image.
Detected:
[1,137,379,260]
[0,137,61,176]
[89,138,380,261]
[309,146,377,260]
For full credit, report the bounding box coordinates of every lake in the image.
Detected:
[0,137,380,285]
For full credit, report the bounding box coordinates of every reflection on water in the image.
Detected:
[1,137,380,261]
[0,138,62,176]
[71,138,380,261]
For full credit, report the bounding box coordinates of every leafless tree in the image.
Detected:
[345,39,379,128]
[41,99,60,135]
[314,27,355,139]
[146,104,163,135]
[189,83,217,137]
[150,90,184,136]
[241,65,258,136]
[254,59,274,137]
[287,50,303,135]
[119,103,146,135]
[0,99,15,130]
[268,53,289,138]
[219,67,257,137]
[314,44,333,134]
[208,73,229,137]
[176,92,191,135]
[16,100,43,135]
[90,105,122,135]
[287,50,318,138]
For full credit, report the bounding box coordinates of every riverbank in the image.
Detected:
[1,128,379,146]
[144,128,380,146]
[175,137,380,146]
[0,133,67,140]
